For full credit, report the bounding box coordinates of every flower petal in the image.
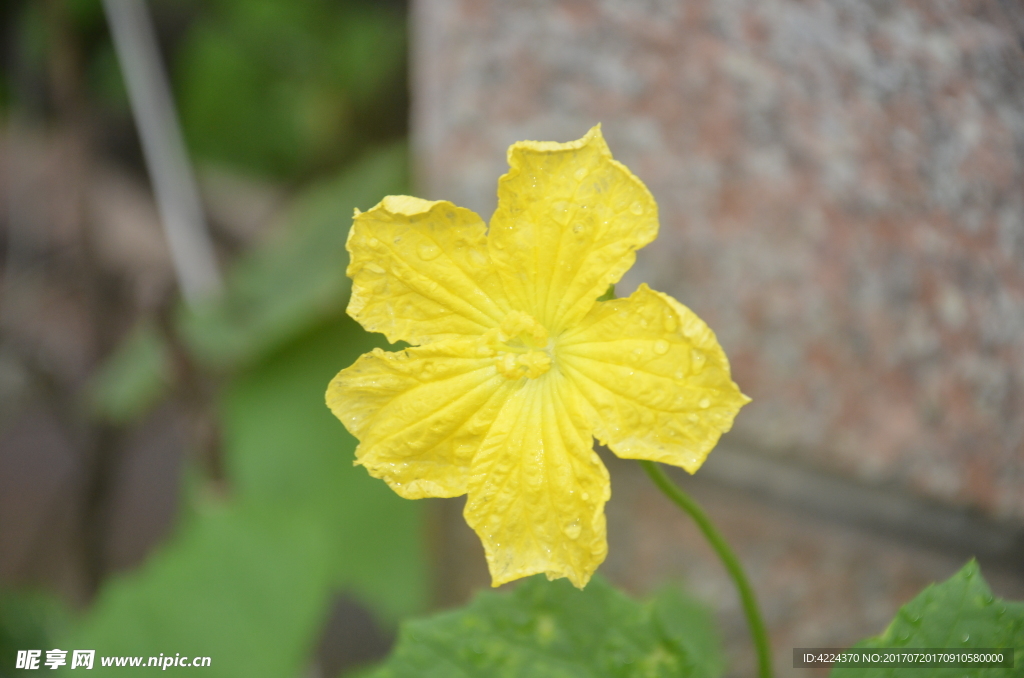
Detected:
[347,195,510,345]
[464,374,609,588]
[559,284,751,473]
[488,126,658,334]
[326,337,514,498]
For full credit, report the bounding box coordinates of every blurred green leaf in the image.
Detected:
[367,576,724,678]
[1,589,72,678]
[178,143,407,370]
[62,0,105,31]
[61,505,331,678]
[86,320,173,425]
[175,0,406,178]
[830,560,1024,678]
[221,315,429,623]
[62,316,428,677]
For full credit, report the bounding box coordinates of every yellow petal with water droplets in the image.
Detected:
[464,374,609,588]
[326,337,514,499]
[559,284,751,473]
[488,125,658,335]
[347,195,510,345]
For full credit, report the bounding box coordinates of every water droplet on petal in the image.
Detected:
[631,348,644,363]
[564,519,581,539]
[581,492,589,501]
[688,413,699,422]
[630,201,644,215]
[654,339,669,355]
[418,243,441,260]
[552,201,571,225]
[691,349,706,373]
[664,314,678,332]
[574,167,588,181]
[699,398,711,409]
[572,223,585,234]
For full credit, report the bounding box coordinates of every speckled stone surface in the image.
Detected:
[412,0,1024,520]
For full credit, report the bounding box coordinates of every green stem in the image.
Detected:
[639,459,773,678]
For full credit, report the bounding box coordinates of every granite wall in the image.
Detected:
[413,0,1024,520]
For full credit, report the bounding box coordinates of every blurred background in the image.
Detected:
[2,0,1024,677]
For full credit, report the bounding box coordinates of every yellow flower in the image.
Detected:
[326,126,750,588]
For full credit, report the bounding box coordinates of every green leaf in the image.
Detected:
[1,587,73,675]
[86,320,173,424]
[175,0,406,178]
[178,143,408,370]
[830,560,1024,678]
[367,576,724,678]
[62,317,428,677]
[221,316,428,623]
[61,505,331,678]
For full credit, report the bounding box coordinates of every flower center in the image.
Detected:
[485,311,552,380]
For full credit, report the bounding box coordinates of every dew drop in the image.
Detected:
[581,492,589,501]
[654,339,670,355]
[629,201,644,215]
[674,369,685,379]
[691,349,706,372]
[687,413,699,423]
[699,398,711,409]
[552,201,571,225]
[572,223,585,234]
[961,633,970,643]
[564,519,582,539]
[574,167,588,181]
[631,348,645,363]
[418,243,441,260]
[664,314,678,332]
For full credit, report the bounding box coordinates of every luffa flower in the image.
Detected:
[327,126,749,588]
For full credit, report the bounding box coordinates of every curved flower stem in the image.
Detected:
[639,459,773,678]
